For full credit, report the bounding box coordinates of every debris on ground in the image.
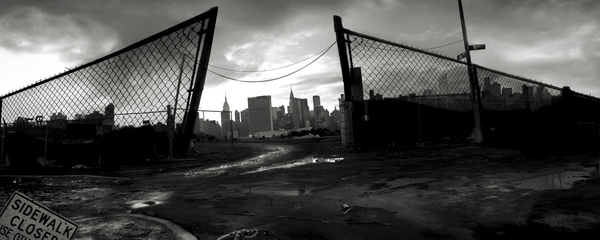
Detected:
[342,203,352,214]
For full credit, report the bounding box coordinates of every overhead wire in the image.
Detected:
[209,42,334,72]
[207,41,336,83]
[424,39,463,50]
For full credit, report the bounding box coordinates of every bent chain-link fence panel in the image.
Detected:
[0,8,217,164]
[340,30,564,112]
[474,65,562,111]
[346,33,473,112]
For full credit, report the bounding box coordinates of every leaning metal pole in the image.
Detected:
[458,0,483,143]
[333,16,355,147]
[182,7,218,153]
[0,99,3,165]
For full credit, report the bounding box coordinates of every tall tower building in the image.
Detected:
[289,87,301,128]
[300,98,310,128]
[248,96,274,135]
[313,95,321,109]
[221,93,231,140]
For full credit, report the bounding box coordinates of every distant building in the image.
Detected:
[241,109,249,122]
[330,106,341,131]
[240,109,250,137]
[289,89,310,128]
[104,103,115,127]
[313,95,321,109]
[193,116,204,135]
[71,103,115,134]
[272,107,281,120]
[484,77,491,92]
[491,82,501,96]
[277,105,285,119]
[221,94,231,140]
[502,88,512,98]
[48,112,68,130]
[248,96,273,135]
[300,98,309,127]
[204,120,220,138]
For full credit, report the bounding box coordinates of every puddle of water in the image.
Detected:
[375,178,435,189]
[532,212,600,232]
[128,191,172,209]
[176,145,291,177]
[486,167,596,191]
[243,156,344,174]
[513,171,589,190]
[248,184,308,196]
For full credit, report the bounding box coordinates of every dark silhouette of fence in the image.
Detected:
[0,7,218,170]
[334,15,600,151]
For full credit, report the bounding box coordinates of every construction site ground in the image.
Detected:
[1,136,599,240]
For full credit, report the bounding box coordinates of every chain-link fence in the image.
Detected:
[334,16,599,148]
[475,65,562,111]
[338,27,563,113]
[344,33,473,112]
[0,7,218,167]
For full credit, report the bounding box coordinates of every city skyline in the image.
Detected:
[1,0,599,117]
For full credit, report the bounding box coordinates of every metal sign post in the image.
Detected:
[469,44,486,51]
[458,0,483,143]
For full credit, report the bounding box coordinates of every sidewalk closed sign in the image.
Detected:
[0,191,78,240]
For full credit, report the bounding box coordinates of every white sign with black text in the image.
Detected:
[0,191,78,240]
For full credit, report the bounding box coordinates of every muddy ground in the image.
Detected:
[1,136,600,240]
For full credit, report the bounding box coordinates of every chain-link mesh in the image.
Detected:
[0,8,217,163]
[343,33,563,112]
[475,66,562,111]
[334,17,599,149]
[346,34,472,111]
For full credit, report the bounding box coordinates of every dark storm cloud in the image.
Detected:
[463,0,600,95]
[0,6,119,64]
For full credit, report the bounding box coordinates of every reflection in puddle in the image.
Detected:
[486,167,596,191]
[128,192,172,209]
[243,157,344,174]
[176,145,291,177]
[249,184,308,196]
[514,171,589,190]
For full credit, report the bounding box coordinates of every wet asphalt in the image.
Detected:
[2,137,600,240]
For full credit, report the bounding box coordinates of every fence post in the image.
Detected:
[334,16,355,148]
[339,95,351,147]
[0,98,4,166]
[182,8,218,153]
[167,105,174,160]
[522,85,531,111]
[458,0,483,144]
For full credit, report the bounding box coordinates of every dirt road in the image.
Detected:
[2,136,599,240]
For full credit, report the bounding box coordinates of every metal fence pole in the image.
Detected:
[182,8,218,153]
[458,0,483,143]
[0,98,3,165]
[173,54,186,131]
[334,16,354,147]
[44,122,48,159]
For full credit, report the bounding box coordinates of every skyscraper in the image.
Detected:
[289,88,301,128]
[221,94,231,140]
[313,95,320,109]
[289,88,310,128]
[300,98,310,127]
[248,95,273,135]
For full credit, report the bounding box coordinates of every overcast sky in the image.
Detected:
[1,0,599,121]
